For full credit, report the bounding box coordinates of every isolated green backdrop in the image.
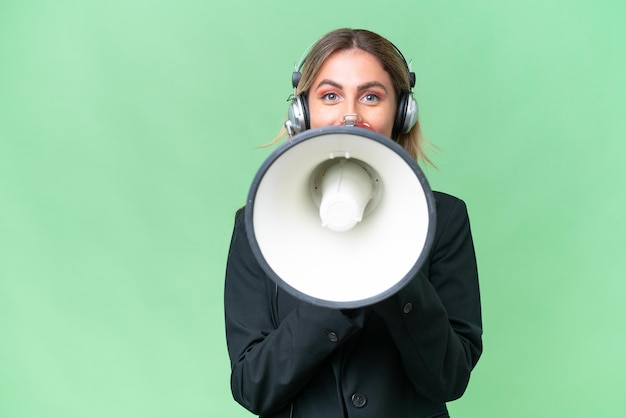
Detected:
[1,1,625,417]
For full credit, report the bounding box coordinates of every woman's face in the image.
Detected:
[308,49,397,138]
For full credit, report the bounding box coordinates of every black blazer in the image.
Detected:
[224,191,483,417]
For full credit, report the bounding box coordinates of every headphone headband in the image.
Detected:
[292,41,415,90]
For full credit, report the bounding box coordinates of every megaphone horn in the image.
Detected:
[245,126,436,308]
[311,156,381,232]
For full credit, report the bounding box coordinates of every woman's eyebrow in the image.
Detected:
[314,79,388,93]
[315,79,343,90]
[357,81,388,92]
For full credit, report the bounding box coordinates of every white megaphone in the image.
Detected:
[245,125,436,308]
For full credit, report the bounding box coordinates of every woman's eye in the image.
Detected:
[362,93,380,103]
[322,92,339,102]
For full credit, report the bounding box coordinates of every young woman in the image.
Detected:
[224,28,483,418]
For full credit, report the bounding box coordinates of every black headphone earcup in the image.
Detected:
[393,92,419,137]
[300,93,310,130]
[287,94,310,135]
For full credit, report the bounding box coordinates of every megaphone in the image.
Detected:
[245,126,436,308]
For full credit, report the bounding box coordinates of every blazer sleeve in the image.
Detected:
[224,208,364,415]
[372,193,483,403]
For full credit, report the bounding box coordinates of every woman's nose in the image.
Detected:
[344,100,358,116]
[338,101,359,125]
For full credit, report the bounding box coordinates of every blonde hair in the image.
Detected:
[276,28,434,166]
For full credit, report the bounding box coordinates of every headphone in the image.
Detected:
[286,42,418,138]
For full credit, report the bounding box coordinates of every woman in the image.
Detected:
[224,28,482,417]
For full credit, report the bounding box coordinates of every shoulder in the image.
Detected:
[430,191,472,245]
[432,191,468,217]
[233,206,246,227]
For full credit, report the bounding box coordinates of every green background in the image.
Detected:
[1,1,625,417]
